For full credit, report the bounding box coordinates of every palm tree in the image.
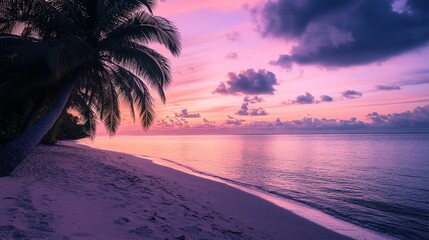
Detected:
[0,34,94,143]
[0,0,181,176]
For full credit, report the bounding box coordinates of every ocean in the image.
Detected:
[80,134,429,240]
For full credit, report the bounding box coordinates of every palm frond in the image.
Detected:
[70,90,98,139]
[104,42,171,103]
[102,80,121,135]
[99,0,156,34]
[47,0,84,31]
[108,63,155,129]
[80,62,120,135]
[101,11,181,56]
[79,63,105,118]
[105,64,136,122]
[47,36,94,80]
[0,0,80,38]
[0,34,53,102]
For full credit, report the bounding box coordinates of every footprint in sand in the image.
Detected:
[114,217,130,225]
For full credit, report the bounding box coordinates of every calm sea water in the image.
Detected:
[81,134,429,240]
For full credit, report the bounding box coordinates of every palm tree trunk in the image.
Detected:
[42,109,67,146]
[0,74,80,177]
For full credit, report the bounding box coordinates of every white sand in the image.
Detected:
[0,142,350,240]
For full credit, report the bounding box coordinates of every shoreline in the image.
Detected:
[144,155,390,240]
[1,142,353,239]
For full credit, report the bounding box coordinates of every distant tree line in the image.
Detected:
[0,109,89,147]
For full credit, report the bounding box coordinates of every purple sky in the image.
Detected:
[102,0,429,135]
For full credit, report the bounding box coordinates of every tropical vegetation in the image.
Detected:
[0,0,181,176]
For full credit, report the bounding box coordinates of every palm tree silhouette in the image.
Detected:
[0,0,181,176]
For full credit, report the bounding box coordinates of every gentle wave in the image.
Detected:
[146,155,391,240]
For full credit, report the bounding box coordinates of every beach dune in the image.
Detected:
[0,142,350,240]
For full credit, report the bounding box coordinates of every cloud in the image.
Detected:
[213,69,279,95]
[226,31,241,42]
[294,92,315,104]
[268,105,429,131]
[270,55,293,69]
[243,95,264,103]
[320,95,334,102]
[255,0,429,67]
[240,105,429,132]
[153,105,429,133]
[224,115,245,125]
[236,102,250,116]
[157,119,174,128]
[284,93,334,104]
[342,90,362,99]
[397,78,429,86]
[175,109,201,118]
[193,118,216,129]
[367,105,429,129]
[244,116,368,131]
[225,52,239,60]
[203,118,215,124]
[376,85,401,91]
[236,99,268,116]
[157,109,201,129]
[271,117,368,131]
[157,118,189,128]
[249,108,268,116]
[376,73,429,91]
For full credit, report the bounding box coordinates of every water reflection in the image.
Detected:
[81,134,429,239]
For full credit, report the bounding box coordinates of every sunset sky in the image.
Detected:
[108,0,429,135]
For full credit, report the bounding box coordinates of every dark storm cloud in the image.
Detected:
[376,85,401,91]
[256,0,429,67]
[174,109,201,118]
[213,69,279,95]
[342,90,362,99]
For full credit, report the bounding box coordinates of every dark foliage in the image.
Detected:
[57,113,89,140]
[0,111,23,145]
[0,0,181,176]
[42,112,89,145]
[1,108,89,146]
[0,0,181,137]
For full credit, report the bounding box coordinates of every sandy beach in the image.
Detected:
[0,142,350,240]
